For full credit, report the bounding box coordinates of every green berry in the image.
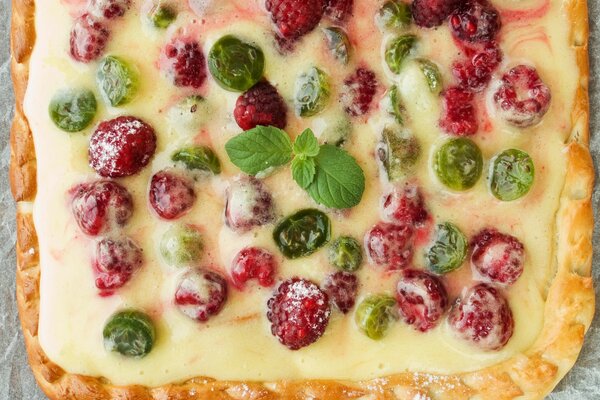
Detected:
[48,89,97,132]
[167,95,209,135]
[172,146,221,174]
[160,224,203,267]
[97,56,139,107]
[149,4,176,28]
[273,209,331,259]
[355,295,397,340]
[376,0,412,30]
[490,149,535,201]
[103,310,155,358]
[417,59,443,94]
[323,27,351,64]
[388,85,406,125]
[434,138,483,191]
[320,117,352,147]
[328,236,362,272]
[385,35,417,74]
[208,35,265,92]
[379,127,421,182]
[426,222,468,274]
[294,67,331,117]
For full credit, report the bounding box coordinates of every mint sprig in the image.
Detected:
[225,126,365,209]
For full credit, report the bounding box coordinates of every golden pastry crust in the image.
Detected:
[10,0,594,398]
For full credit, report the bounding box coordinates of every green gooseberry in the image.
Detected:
[172,146,221,174]
[328,236,363,272]
[320,117,352,147]
[379,127,421,182]
[273,209,331,259]
[355,294,398,340]
[294,67,331,117]
[48,89,97,132]
[149,4,177,28]
[208,35,265,92]
[434,138,483,191]
[490,149,535,201]
[160,224,203,267]
[97,56,139,107]
[103,310,156,358]
[376,0,412,30]
[323,27,351,64]
[385,35,417,74]
[416,58,443,94]
[426,222,468,274]
[388,85,406,125]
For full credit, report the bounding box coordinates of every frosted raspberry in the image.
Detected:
[325,0,354,23]
[341,67,379,117]
[449,0,501,43]
[234,81,287,130]
[439,86,478,136]
[323,271,358,314]
[265,0,325,41]
[396,269,448,332]
[88,0,131,20]
[381,184,428,227]
[231,247,277,289]
[161,37,207,89]
[412,0,459,28]
[471,229,525,286]
[364,222,414,269]
[225,176,275,232]
[452,42,502,92]
[149,170,196,220]
[94,237,143,294]
[175,269,228,322]
[69,13,109,63]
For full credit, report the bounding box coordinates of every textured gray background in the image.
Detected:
[0,1,598,399]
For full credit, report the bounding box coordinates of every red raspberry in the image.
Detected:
[471,229,525,286]
[448,283,514,350]
[452,42,502,92]
[439,86,478,136]
[161,37,207,89]
[493,65,551,128]
[89,116,157,178]
[325,0,354,23]
[341,67,378,117]
[396,269,448,332]
[225,176,275,232]
[323,271,358,314]
[234,81,287,131]
[265,0,325,41]
[449,0,501,43]
[267,278,331,350]
[89,0,131,20]
[93,237,143,294]
[364,222,414,269]
[231,247,277,289]
[69,13,109,63]
[70,180,133,236]
[412,0,459,28]
[175,269,228,322]
[149,170,196,220]
[381,184,428,227]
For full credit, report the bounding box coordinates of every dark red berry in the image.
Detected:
[94,237,143,294]
[323,271,358,314]
[149,170,196,220]
[471,229,525,286]
[448,283,514,350]
[381,184,428,227]
[325,0,354,23]
[452,42,502,92]
[396,269,448,332]
[161,37,207,89]
[364,222,414,269]
[175,269,228,322]
[412,0,459,28]
[265,0,325,41]
[89,0,131,20]
[493,65,551,128]
[70,180,133,236]
[231,247,277,289]
[234,81,287,130]
[89,116,157,178]
[341,67,378,117]
[449,0,501,43]
[267,278,331,350]
[439,86,478,136]
[225,176,275,232]
[69,13,109,63]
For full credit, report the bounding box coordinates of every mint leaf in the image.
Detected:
[306,145,365,209]
[292,157,316,189]
[225,126,293,175]
[293,128,320,158]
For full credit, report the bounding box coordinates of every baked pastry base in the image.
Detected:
[10,0,594,398]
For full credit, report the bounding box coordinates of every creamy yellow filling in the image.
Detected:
[24,0,578,386]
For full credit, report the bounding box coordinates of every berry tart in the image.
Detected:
[9,0,593,398]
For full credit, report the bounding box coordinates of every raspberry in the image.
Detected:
[412,0,459,28]
[234,81,287,130]
[94,237,143,294]
[225,176,275,232]
[449,0,501,43]
[341,67,378,117]
[493,65,551,128]
[396,269,448,332]
[175,269,228,322]
[325,0,354,23]
[161,37,207,89]
[439,86,478,136]
[149,170,196,220]
[70,180,133,236]
[267,278,331,350]
[89,0,131,20]
[364,222,414,269]
[471,229,525,286]
[448,283,514,350]
[69,13,109,63]
[452,42,502,92]
[323,271,358,314]
[381,184,428,227]
[231,247,277,289]
[89,116,157,178]
[265,0,325,41]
